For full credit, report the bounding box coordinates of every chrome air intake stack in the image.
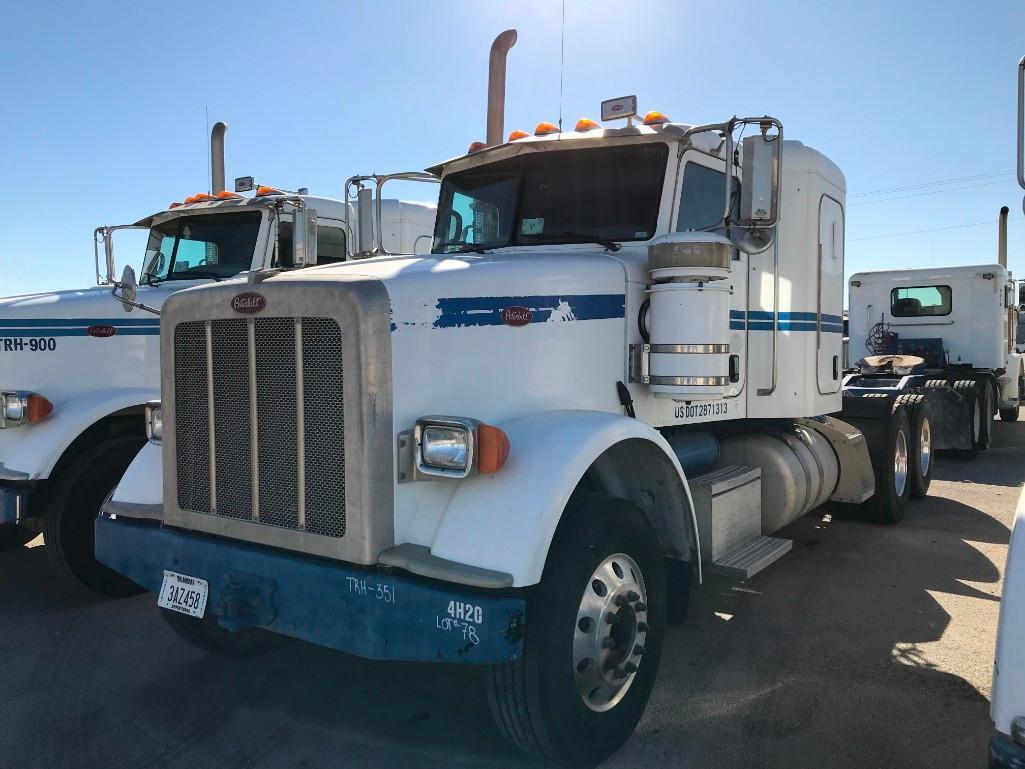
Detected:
[645,233,734,399]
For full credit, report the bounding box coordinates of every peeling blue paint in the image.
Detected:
[432,294,626,329]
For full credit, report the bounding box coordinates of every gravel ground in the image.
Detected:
[1,418,1021,769]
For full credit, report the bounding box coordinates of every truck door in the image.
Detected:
[817,196,844,393]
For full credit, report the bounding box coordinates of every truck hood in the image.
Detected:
[0,280,210,326]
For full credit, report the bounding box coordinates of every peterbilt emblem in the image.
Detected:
[500,306,533,327]
[87,325,117,338]
[231,292,266,314]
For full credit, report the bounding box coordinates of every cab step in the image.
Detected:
[705,535,793,580]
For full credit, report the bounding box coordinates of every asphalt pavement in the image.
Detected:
[2,419,1022,769]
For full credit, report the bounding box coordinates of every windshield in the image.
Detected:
[141,210,262,283]
[432,143,669,253]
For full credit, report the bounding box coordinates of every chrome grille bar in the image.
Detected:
[248,318,260,521]
[205,321,217,513]
[295,318,307,531]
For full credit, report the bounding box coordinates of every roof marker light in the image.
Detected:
[642,110,670,125]
[183,195,196,204]
[216,190,242,199]
[467,141,487,154]
[534,121,560,136]
[508,129,530,141]
[191,192,214,202]
[575,117,600,132]
[256,186,283,196]
[169,202,183,209]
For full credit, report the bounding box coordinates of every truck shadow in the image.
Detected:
[933,417,1025,488]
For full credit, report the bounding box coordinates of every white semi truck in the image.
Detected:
[842,259,1022,467]
[985,55,1025,769]
[0,123,435,595]
[95,31,926,766]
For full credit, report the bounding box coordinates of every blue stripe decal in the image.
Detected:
[433,294,625,329]
[0,328,160,337]
[0,318,159,327]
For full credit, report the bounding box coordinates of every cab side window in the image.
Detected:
[315,225,347,265]
[677,162,728,231]
[276,222,348,267]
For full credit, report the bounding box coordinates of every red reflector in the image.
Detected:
[477,423,510,474]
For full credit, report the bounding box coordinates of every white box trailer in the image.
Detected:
[96,31,927,767]
[0,123,436,595]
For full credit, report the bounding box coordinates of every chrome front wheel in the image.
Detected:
[573,553,649,712]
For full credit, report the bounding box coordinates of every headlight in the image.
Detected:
[0,390,53,428]
[145,401,162,444]
[413,416,509,479]
[421,425,470,470]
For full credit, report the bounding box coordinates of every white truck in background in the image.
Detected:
[96,31,930,767]
[839,207,1023,511]
[0,122,436,596]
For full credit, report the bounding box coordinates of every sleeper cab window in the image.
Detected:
[890,285,952,317]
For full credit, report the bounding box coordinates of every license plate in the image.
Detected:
[157,570,208,618]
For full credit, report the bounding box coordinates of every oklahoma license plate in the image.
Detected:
[157,570,208,618]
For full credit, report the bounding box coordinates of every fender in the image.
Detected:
[108,441,162,514]
[427,409,701,587]
[0,386,156,480]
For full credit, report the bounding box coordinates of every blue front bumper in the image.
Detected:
[0,485,29,525]
[991,734,1025,768]
[95,517,525,664]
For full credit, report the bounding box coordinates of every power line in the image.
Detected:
[849,170,1014,198]
[848,178,1015,206]
[849,216,1024,243]
[558,0,565,132]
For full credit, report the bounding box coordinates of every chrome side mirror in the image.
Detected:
[292,206,318,267]
[357,187,374,255]
[94,227,116,285]
[119,265,138,313]
[739,134,780,227]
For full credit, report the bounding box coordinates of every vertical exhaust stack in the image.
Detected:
[999,205,1009,268]
[210,121,227,194]
[486,30,518,146]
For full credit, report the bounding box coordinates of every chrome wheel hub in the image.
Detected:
[573,553,648,712]
[919,416,932,476]
[894,429,909,497]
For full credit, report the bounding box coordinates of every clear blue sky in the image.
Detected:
[2,0,1024,297]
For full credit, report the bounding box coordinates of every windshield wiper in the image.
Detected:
[535,232,622,252]
[440,240,499,255]
[163,270,229,282]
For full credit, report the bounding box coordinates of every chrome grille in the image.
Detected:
[173,317,346,538]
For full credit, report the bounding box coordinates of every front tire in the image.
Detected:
[0,524,36,551]
[486,495,666,766]
[43,436,146,597]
